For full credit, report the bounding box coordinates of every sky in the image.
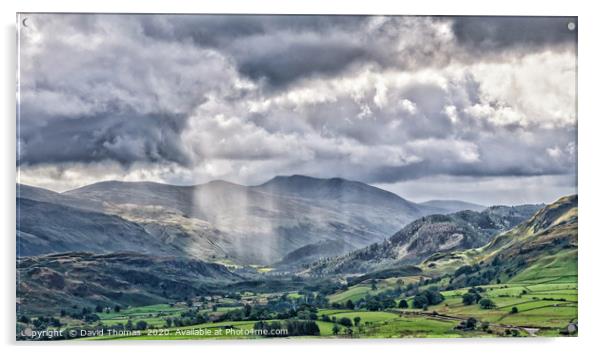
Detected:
[17,15,577,205]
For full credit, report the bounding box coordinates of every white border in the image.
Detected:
[2,1,600,354]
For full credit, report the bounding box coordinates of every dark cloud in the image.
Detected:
[136,15,458,88]
[450,16,577,53]
[137,15,371,87]
[18,111,190,166]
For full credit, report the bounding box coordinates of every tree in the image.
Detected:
[371,279,377,291]
[135,320,148,330]
[95,305,104,313]
[510,306,518,314]
[413,288,445,308]
[83,313,100,323]
[462,292,478,305]
[332,324,340,335]
[338,317,353,327]
[345,299,354,310]
[479,298,496,309]
[423,288,444,305]
[114,305,121,313]
[412,294,429,309]
[18,315,30,324]
[353,316,361,327]
[398,299,409,309]
[466,317,477,330]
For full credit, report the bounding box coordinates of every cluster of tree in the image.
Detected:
[412,287,445,309]
[122,319,149,330]
[479,298,496,309]
[455,317,478,331]
[222,304,273,321]
[18,315,62,329]
[253,320,320,337]
[293,290,330,308]
[461,287,484,305]
[222,302,320,323]
[319,314,361,327]
[332,323,354,336]
[58,306,100,323]
[352,287,403,311]
[445,255,536,291]
[164,309,208,327]
[445,261,504,289]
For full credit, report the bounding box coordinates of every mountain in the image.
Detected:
[17,184,104,212]
[306,203,543,275]
[17,252,243,315]
[255,175,427,214]
[419,199,486,213]
[56,176,440,264]
[17,197,175,257]
[421,195,577,286]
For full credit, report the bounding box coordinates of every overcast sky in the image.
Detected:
[17,15,577,205]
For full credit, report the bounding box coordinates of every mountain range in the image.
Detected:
[18,175,480,265]
[16,174,577,317]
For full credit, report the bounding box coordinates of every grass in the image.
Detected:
[510,249,577,283]
[321,310,399,322]
[362,315,461,338]
[328,286,372,304]
[98,304,183,320]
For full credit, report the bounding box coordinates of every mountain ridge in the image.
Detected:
[305,203,544,275]
[19,175,448,264]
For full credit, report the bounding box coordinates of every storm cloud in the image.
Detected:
[17,14,577,204]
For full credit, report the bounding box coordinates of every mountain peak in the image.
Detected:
[255,174,423,214]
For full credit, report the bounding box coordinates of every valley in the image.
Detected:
[15,177,577,340]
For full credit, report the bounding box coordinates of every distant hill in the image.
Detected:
[19,175,443,264]
[306,203,543,275]
[17,252,242,315]
[419,199,486,213]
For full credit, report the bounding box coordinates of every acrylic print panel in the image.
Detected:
[16,14,577,340]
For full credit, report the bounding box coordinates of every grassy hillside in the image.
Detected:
[17,252,242,315]
[422,195,577,280]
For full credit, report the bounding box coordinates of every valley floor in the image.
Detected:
[59,273,575,340]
